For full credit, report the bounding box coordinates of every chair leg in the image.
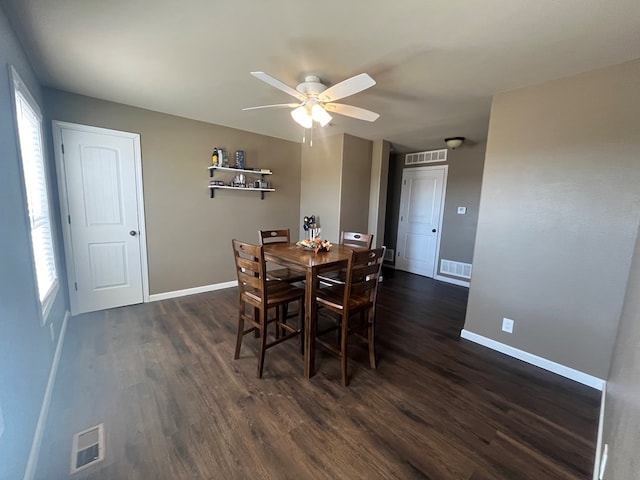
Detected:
[298,298,304,355]
[368,310,377,369]
[257,309,268,378]
[341,315,349,387]
[282,303,289,337]
[275,305,281,340]
[253,307,260,338]
[234,300,245,360]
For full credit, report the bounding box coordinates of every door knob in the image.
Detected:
[129,230,137,236]
[432,229,437,233]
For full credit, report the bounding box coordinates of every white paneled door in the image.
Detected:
[54,122,148,315]
[395,166,447,278]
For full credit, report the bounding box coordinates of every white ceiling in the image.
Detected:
[3,0,640,152]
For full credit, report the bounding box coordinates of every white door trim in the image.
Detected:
[52,121,150,310]
[395,165,448,278]
[432,165,447,277]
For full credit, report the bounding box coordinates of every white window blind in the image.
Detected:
[11,67,59,322]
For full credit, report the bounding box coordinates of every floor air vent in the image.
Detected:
[71,423,104,474]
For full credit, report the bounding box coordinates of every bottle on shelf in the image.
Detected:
[211,148,219,166]
[235,150,245,169]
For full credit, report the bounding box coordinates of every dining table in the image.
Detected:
[263,242,356,378]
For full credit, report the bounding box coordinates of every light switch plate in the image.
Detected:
[457,207,467,214]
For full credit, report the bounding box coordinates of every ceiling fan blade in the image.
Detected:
[242,103,300,111]
[250,72,306,101]
[318,73,376,103]
[324,103,380,122]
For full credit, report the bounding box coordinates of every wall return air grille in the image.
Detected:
[440,259,472,279]
[405,148,447,165]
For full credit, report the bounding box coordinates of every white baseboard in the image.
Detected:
[592,384,607,480]
[23,310,70,480]
[149,280,237,302]
[460,329,605,390]
[436,274,470,288]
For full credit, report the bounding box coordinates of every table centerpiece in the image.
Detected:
[296,237,332,253]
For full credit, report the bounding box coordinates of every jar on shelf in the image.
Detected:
[235,150,245,169]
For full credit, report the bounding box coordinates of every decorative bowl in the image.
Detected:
[296,238,332,253]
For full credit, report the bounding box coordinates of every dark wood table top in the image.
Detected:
[263,243,353,270]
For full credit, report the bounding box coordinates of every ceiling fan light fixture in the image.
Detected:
[291,106,312,129]
[247,71,379,130]
[445,136,465,149]
[311,104,332,127]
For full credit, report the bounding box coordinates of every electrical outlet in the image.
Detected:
[502,317,514,333]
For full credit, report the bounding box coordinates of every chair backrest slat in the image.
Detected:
[235,255,258,272]
[340,231,374,249]
[237,270,262,289]
[259,229,291,245]
[351,262,380,281]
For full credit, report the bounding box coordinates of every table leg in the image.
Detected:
[304,266,317,378]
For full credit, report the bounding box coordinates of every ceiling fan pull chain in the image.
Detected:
[302,127,306,144]
[310,123,314,147]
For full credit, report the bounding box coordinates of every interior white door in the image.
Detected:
[54,123,147,315]
[395,166,447,277]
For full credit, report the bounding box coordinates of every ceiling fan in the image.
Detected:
[243,71,380,129]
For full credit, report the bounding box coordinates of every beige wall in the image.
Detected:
[602,220,640,479]
[383,153,403,252]
[340,134,373,237]
[383,144,485,272]
[464,59,640,379]
[438,141,486,276]
[368,139,390,248]
[299,133,374,244]
[299,134,343,242]
[44,89,302,295]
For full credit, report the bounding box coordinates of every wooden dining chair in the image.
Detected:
[232,239,305,378]
[258,229,306,283]
[318,231,374,286]
[315,246,385,386]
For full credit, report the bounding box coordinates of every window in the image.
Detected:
[11,66,59,322]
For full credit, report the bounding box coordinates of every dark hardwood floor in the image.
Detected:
[35,269,600,479]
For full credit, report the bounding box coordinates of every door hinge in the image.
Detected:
[61,143,64,154]
[74,282,78,291]
[68,215,71,224]
[403,179,406,185]
[400,215,403,221]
